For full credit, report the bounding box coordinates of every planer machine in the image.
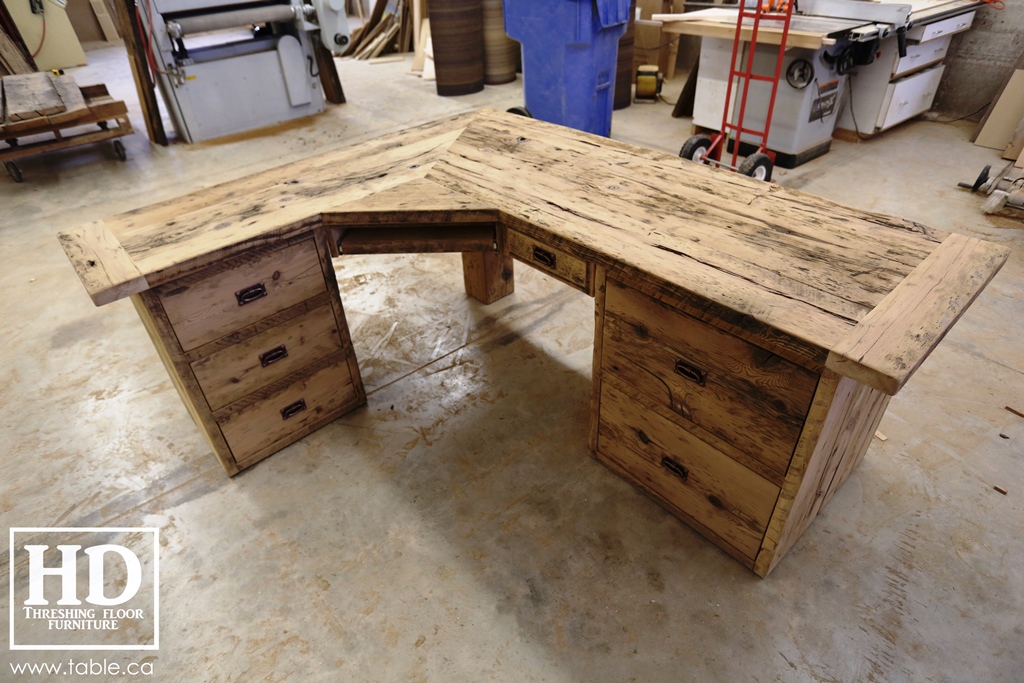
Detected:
[138,0,351,143]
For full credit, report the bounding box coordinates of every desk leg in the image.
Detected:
[462,251,514,304]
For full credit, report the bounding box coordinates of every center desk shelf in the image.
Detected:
[59,110,1007,577]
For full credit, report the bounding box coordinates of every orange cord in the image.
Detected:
[980,0,1005,8]
[30,15,46,58]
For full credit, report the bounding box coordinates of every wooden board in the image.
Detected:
[0,24,33,74]
[2,72,65,122]
[411,18,430,72]
[972,48,1024,144]
[88,0,120,42]
[104,0,166,145]
[1003,115,1024,161]
[975,70,1024,151]
[61,109,1008,399]
[754,370,890,577]
[426,110,948,369]
[57,220,147,306]
[46,73,89,125]
[132,290,240,475]
[654,11,852,50]
[827,233,1008,395]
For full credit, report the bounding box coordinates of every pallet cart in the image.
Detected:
[1,81,133,183]
[678,0,795,182]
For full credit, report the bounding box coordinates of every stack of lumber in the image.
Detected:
[0,24,34,75]
[973,50,1024,169]
[341,0,417,60]
[1,72,91,130]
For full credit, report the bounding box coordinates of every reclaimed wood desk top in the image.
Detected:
[60,109,1007,396]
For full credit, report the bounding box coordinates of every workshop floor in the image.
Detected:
[2,44,1023,682]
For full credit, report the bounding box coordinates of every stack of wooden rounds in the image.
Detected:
[614,0,636,110]
[481,0,517,85]
[429,0,485,96]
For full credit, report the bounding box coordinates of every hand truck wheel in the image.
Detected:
[114,139,127,161]
[679,134,713,163]
[739,152,773,182]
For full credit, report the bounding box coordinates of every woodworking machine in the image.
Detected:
[138,0,350,142]
[674,0,979,166]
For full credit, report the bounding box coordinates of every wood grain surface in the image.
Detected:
[60,108,1008,394]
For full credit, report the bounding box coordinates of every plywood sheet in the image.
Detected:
[0,24,33,74]
[2,0,87,70]
[975,70,1024,150]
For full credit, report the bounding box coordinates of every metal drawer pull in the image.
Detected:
[280,399,306,420]
[674,359,707,386]
[235,282,267,306]
[259,344,288,367]
[661,457,689,482]
[532,245,557,269]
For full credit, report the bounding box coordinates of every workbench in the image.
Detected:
[59,109,1007,577]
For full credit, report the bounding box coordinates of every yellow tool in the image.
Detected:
[634,65,662,103]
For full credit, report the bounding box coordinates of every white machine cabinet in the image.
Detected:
[138,0,350,143]
[693,37,851,168]
[837,6,976,137]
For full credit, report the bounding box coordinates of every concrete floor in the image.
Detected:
[2,44,1023,682]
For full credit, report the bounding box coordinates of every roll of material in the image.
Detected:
[481,0,516,86]
[613,0,636,110]
[429,0,485,97]
[169,6,298,37]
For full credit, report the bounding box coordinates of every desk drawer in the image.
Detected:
[877,65,945,132]
[217,352,358,462]
[158,239,326,351]
[893,34,951,78]
[191,302,344,411]
[507,229,591,294]
[907,11,974,44]
[602,280,817,476]
[596,379,779,561]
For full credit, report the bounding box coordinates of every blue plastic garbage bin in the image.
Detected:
[504,0,631,137]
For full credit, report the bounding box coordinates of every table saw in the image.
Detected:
[658,0,982,166]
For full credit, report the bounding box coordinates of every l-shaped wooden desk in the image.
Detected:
[60,110,1007,577]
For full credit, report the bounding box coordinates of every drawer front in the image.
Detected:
[217,352,358,461]
[907,11,974,44]
[191,303,344,411]
[507,230,591,293]
[893,34,951,78]
[878,65,945,131]
[602,280,817,476]
[159,239,326,351]
[597,379,780,561]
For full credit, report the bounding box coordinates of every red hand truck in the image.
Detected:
[679,0,795,182]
